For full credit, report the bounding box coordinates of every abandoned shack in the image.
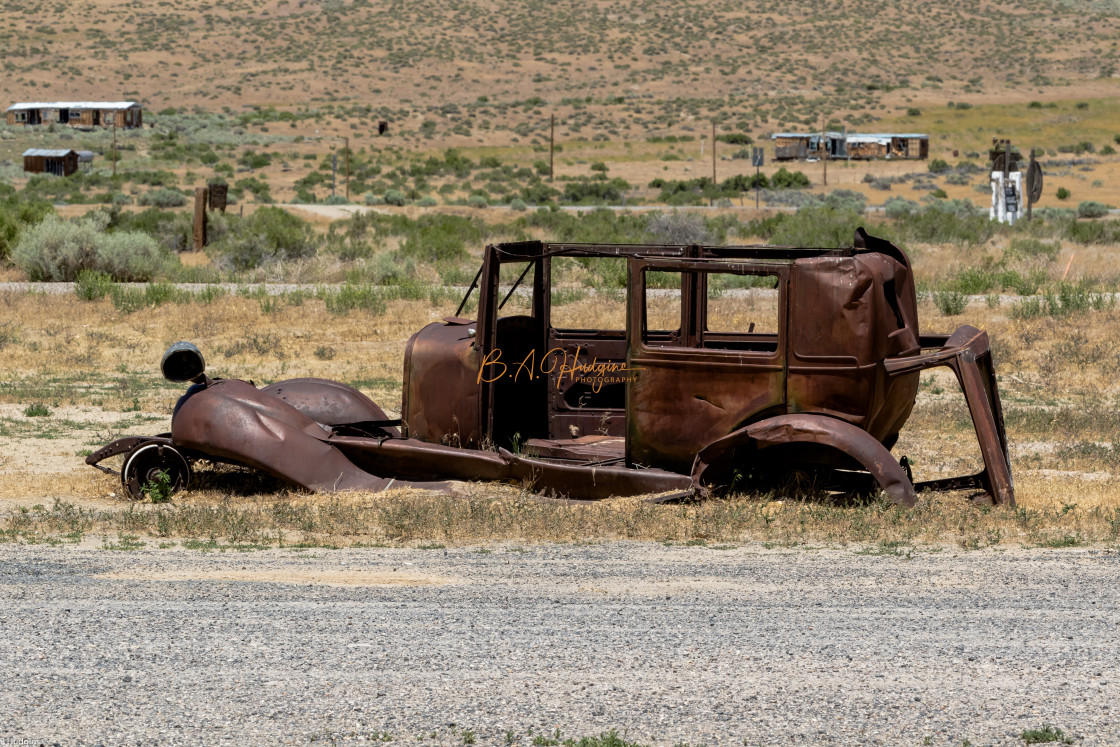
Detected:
[772,132,928,161]
[23,149,80,176]
[6,101,142,129]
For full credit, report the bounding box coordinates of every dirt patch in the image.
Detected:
[97,568,457,587]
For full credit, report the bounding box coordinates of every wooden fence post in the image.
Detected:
[193,187,208,251]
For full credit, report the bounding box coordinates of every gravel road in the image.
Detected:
[0,542,1116,746]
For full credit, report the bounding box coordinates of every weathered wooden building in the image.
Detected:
[23,148,80,176]
[6,101,142,129]
[772,132,928,161]
[846,133,929,160]
[772,132,854,160]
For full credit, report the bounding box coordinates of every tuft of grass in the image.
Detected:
[75,270,115,301]
[933,290,967,316]
[101,533,146,551]
[1021,724,1074,745]
[23,403,51,417]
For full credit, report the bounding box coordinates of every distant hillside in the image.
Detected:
[3,0,1120,139]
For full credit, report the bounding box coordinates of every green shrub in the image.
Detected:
[1058,217,1120,244]
[12,213,178,281]
[466,194,489,209]
[769,167,811,189]
[237,150,272,170]
[927,158,951,174]
[517,208,650,244]
[233,177,273,203]
[747,206,862,248]
[1077,201,1110,219]
[138,189,188,208]
[814,189,867,213]
[383,189,407,206]
[319,283,387,315]
[96,232,178,281]
[716,133,753,145]
[1010,281,1112,319]
[109,282,189,313]
[1006,237,1059,261]
[0,193,54,261]
[416,196,438,207]
[933,290,967,315]
[399,214,479,263]
[646,211,711,245]
[897,200,993,245]
[206,207,316,270]
[1056,187,1070,200]
[75,270,114,301]
[884,197,920,219]
[1033,207,1075,222]
[720,173,768,192]
[111,207,193,253]
[562,177,630,204]
[906,107,921,117]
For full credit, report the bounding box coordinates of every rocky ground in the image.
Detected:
[0,541,1116,746]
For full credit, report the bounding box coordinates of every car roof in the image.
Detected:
[492,240,855,263]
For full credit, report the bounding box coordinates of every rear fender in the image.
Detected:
[690,413,918,506]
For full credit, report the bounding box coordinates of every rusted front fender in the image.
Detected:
[690,413,918,506]
[172,379,447,493]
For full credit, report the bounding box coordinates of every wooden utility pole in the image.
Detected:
[711,121,717,184]
[112,117,117,177]
[549,114,555,182]
[821,116,828,187]
[344,136,350,200]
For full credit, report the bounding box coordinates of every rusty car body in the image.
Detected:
[88,228,1014,506]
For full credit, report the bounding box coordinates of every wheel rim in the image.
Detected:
[121,443,191,500]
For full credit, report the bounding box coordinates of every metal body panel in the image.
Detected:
[402,321,482,446]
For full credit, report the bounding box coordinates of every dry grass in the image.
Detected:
[2,274,1120,548]
[3,487,1116,552]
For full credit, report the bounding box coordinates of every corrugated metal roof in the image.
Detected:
[860,132,928,139]
[23,149,77,157]
[846,135,892,145]
[773,131,927,140]
[771,131,847,139]
[7,101,139,112]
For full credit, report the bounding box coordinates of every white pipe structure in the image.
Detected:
[990,171,1023,225]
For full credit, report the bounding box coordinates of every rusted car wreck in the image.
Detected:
[88,229,1014,506]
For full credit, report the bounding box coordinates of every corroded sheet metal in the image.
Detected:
[172,379,447,493]
[90,229,1014,506]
